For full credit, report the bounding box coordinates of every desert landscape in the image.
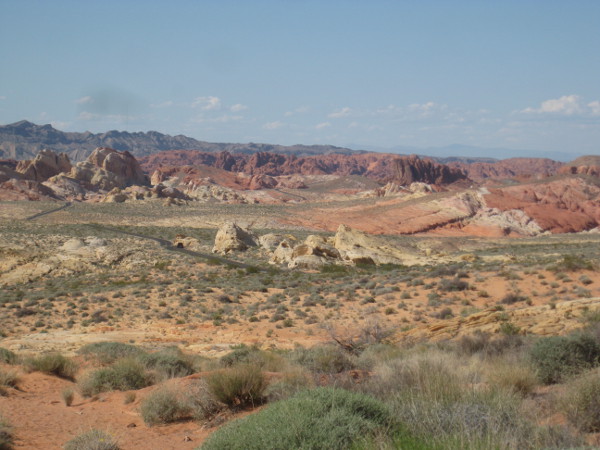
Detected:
[2,2,600,448]
[1,122,600,449]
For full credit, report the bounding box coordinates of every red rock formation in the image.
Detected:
[484,176,600,233]
[140,151,469,186]
[448,158,564,182]
[558,156,600,178]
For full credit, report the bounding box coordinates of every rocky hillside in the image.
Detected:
[0,121,359,161]
[447,157,564,181]
[143,151,469,185]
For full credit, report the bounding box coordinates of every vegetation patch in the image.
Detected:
[200,387,415,450]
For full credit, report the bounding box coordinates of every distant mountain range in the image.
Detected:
[0,121,360,161]
[0,120,578,163]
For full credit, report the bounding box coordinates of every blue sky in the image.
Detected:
[1,0,599,158]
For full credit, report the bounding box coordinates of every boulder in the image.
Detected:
[333,224,403,265]
[212,222,258,254]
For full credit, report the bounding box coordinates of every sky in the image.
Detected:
[1,0,599,159]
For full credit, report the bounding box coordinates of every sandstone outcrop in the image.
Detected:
[69,147,149,191]
[16,149,72,182]
[403,297,600,342]
[212,222,258,254]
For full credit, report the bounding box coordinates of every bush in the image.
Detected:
[529,333,600,384]
[186,380,222,421]
[500,294,528,305]
[455,332,523,358]
[550,255,594,272]
[0,415,13,450]
[79,358,152,397]
[200,387,409,450]
[62,387,75,406]
[487,361,538,396]
[438,278,469,292]
[78,342,146,365]
[0,348,17,365]
[63,429,119,450]
[562,369,600,432]
[27,353,77,380]
[290,345,355,374]
[140,349,195,379]
[140,385,190,426]
[0,369,19,389]
[207,364,267,408]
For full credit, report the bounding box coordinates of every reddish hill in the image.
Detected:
[484,176,600,233]
[448,158,563,182]
[140,151,469,186]
[558,155,600,178]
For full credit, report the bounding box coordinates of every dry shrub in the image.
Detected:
[140,385,191,426]
[63,429,119,450]
[26,353,77,380]
[207,364,267,408]
[486,360,538,396]
[562,369,600,432]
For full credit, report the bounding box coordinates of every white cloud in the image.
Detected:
[230,103,248,112]
[316,122,331,129]
[588,100,600,116]
[0,96,6,101]
[50,121,71,130]
[76,96,93,105]
[328,107,352,118]
[521,95,582,115]
[263,121,284,130]
[192,96,221,110]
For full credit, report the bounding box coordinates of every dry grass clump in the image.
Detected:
[0,369,20,390]
[63,429,119,450]
[62,387,75,406]
[561,368,600,432]
[78,358,152,397]
[485,359,538,397]
[140,385,191,426]
[26,353,77,380]
[0,414,13,450]
[207,364,267,408]
[358,350,578,449]
[0,348,17,365]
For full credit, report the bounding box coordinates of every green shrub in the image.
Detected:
[200,387,410,450]
[0,348,17,365]
[79,358,152,397]
[550,255,594,272]
[438,278,469,292]
[78,342,146,364]
[63,429,119,450]
[0,415,13,450]
[562,369,600,432]
[207,364,267,407]
[530,333,600,384]
[140,385,190,426]
[27,353,77,380]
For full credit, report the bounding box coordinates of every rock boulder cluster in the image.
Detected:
[212,222,405,268]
